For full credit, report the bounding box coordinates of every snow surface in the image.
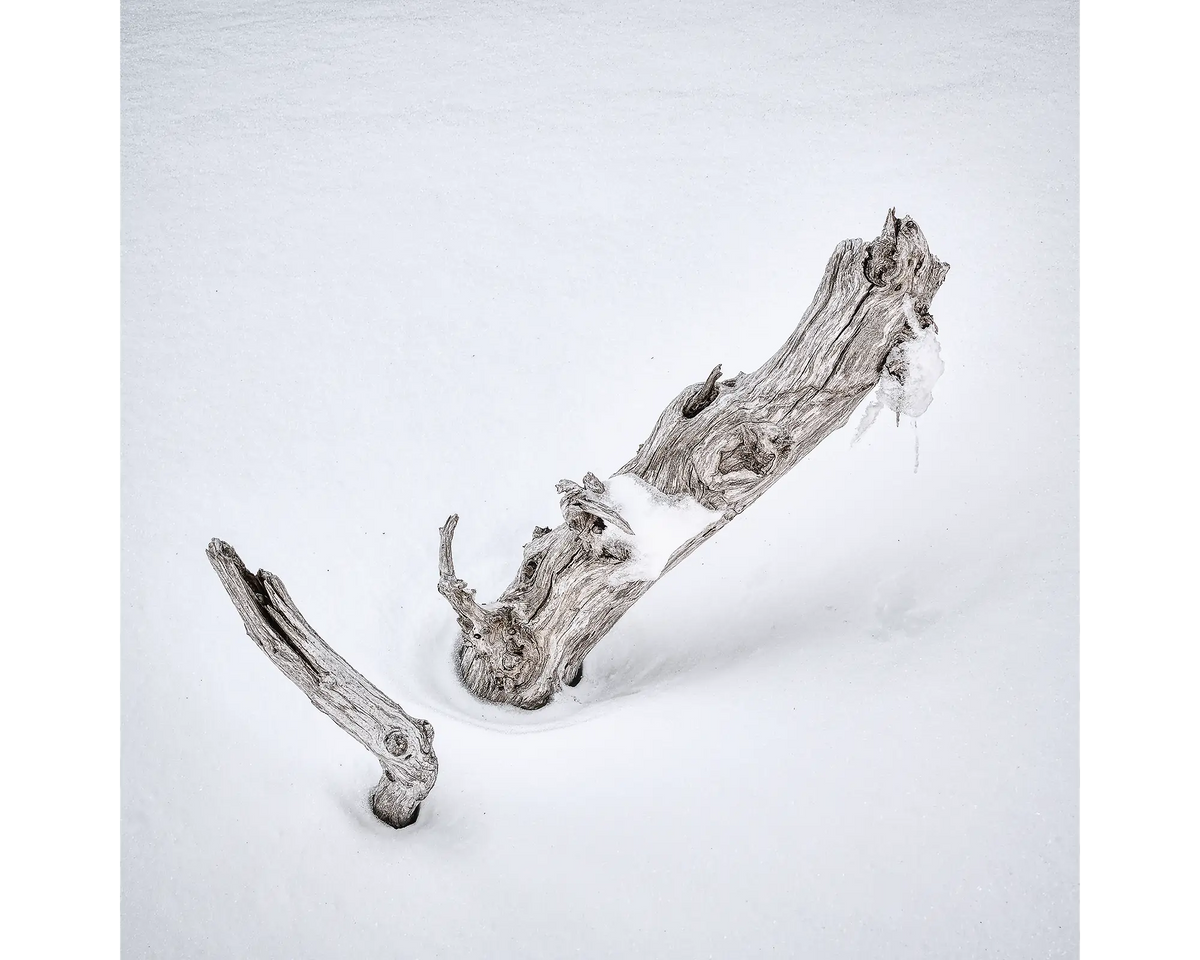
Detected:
[602,473,724,584]
[123,2,1078,958]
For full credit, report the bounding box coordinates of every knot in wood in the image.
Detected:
[383,729,410,758]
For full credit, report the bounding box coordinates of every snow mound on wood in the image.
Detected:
[879,325,944,418]
[603,474,724,584]
[854,326,945,446]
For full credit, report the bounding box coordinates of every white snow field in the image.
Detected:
[122,1,1078,957]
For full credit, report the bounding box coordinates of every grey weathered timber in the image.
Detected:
[440,210,949,709]
[207,539,438,827]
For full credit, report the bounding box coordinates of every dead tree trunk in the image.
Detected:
[440,210,949,709]
[207,539,438,827]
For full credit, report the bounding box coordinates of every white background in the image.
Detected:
[117,2,1078,956]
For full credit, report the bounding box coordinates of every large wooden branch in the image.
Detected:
[207,539,438,827]
[440,210,949,709]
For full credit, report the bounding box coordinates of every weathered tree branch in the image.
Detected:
[206,539,438,827]
[440,210,950,709]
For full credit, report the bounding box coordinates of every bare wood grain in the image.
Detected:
[207,539,438,827]
[439,210,949,709]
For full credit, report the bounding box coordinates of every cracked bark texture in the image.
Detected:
[440,210,949,709]
[207,539,438,827]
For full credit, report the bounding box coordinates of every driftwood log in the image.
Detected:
[206,539,437,827]
[207,210,946,825]
[440,210,948,709]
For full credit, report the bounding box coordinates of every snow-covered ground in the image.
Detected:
[122,1,1078,956]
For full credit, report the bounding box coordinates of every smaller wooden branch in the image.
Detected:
[207,539,438,828]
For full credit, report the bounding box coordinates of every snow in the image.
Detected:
[122,1,1078,958]
[854,325,945,449]
[881,326,946,420]
[602,473,724,583]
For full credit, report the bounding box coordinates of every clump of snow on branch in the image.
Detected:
[602,474,724,584]
[854,325,945,445]
[879,325,944,418]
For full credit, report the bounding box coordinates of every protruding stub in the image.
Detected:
[885,206,905,239]
[557,478,635,536]
[681,364,723,418]
[864,209,901,287]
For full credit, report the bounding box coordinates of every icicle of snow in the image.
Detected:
[601,474,724,584]
[852,395,885,445]
[912,416,920,473]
